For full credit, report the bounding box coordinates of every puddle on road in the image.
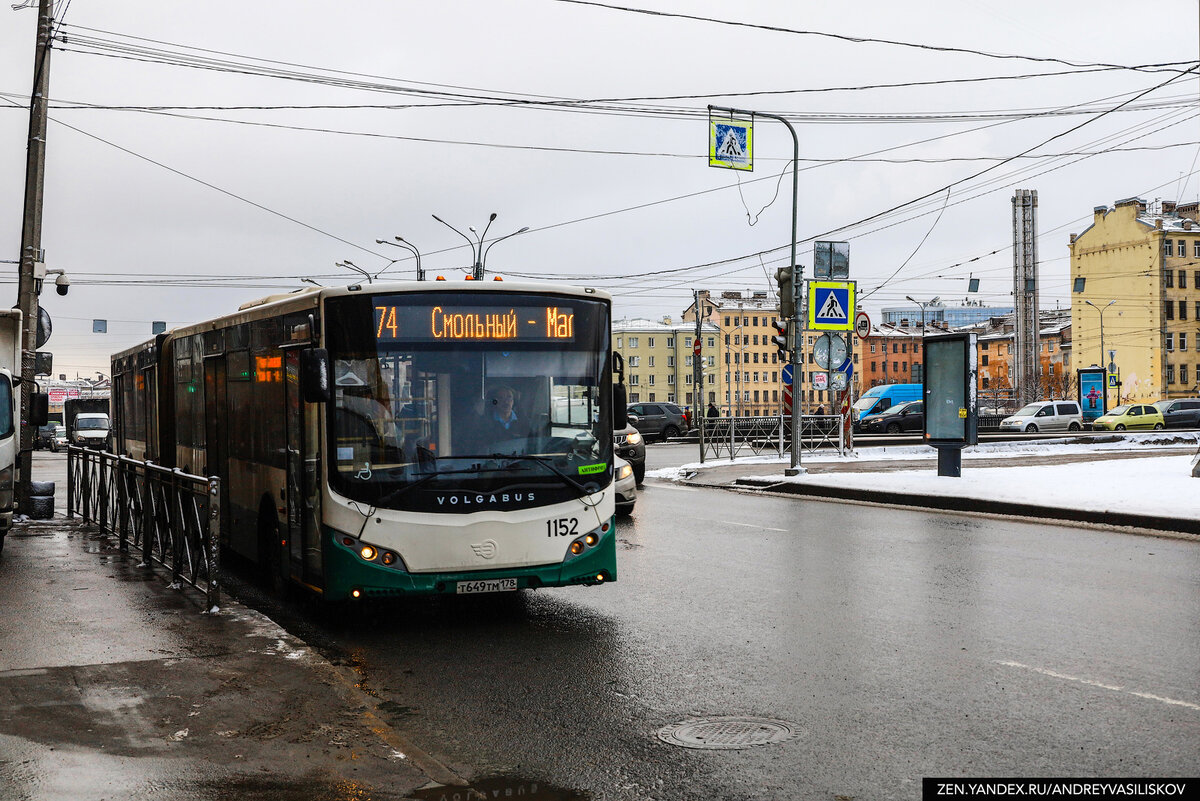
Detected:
[412,777,590,801]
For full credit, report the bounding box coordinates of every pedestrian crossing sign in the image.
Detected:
[709,117,753,171]
[807,281,856,331]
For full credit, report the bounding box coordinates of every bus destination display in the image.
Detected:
[375,304,575,342]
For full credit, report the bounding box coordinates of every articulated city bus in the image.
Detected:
[111,281,624,600]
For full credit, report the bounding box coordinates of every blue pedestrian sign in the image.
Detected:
[807,281,856,331]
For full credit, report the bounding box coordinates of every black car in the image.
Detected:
[1153,398,1200,428]
[32,424,57,450]
[626,402,689,441]
[858,400,924,434]
[614,423,647,485]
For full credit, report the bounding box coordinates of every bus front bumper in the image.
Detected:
[322,525,617,600]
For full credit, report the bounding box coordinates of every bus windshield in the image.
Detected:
[324,291,613,512]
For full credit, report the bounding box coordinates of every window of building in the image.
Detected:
[647,356,654,367]
[1181,301,1188,321]
[1182,271,1189,289]
[1048,364,1055,376]
[648,392,656,402]
[982,376,990,389]
[1179,241,1187,257]
[1048,341,1055,352]
[1167,364,1175,384]
[902,361,908,371]
[629,355,640,367]
[753,316,759,327]
[668,393,676,403]
[753,352,760,363]
[1195,302,1200,320]
[628,337,638,348]
[914,342,920,353]
[1164,239,1174,256]
[901,343,908,353]
[893,361,900,372]
[724,334,731,345]
[666,337,674,348]
[754,391,760,403]
[708,355,715,367]
[871,361,877,371]
[1182,364,1189,386]
[892,343,899,353]
[724,353,730,364]
[753,372,759,382]
[647,337,655,348]
[668,356,675,367]
[1166,301,1175,320]
[982,355,989,366]
[724,316,730,327]
[668,374,675,385]
[707,337,715,348]
[870,342,876,353]
[630,375,639,385]
[685,355,692,367]
[630,393,640,402]
[1167,334,1174,351]
[752,335,759,346]
[1181,332,1189,351]
[1195,242,1200,258]
[616,338,623,349]
[1164,267,1174,288]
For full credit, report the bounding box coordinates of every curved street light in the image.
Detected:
[375,237,424,281]
[481,227,530,275]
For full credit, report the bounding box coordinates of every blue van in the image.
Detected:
[852,383,922,427]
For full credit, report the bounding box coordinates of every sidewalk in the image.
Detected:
[650,433,1200,538]
[0,512,463,799]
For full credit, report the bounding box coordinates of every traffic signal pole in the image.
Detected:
[708,105,802,473]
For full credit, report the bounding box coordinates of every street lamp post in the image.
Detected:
[481,227,529,274]
[1084,299,1116,406]
[432,214,480,278]
[906,295,940,383]
[375,237,424,281]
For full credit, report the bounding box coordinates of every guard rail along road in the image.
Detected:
[702,414,846,460]
[67,445,222,611]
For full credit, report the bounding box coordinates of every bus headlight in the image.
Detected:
[359,545,377,561]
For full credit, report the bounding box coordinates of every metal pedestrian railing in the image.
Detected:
[701,414,846,460]
[67,446,222,612]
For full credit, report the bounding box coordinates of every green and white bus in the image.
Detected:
[111,281,624,600]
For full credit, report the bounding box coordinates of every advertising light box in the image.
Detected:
[923,332,978,445]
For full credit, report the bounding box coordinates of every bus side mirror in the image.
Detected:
[613,383,627,429]
[30,392,48,427]
[300,348,331,403]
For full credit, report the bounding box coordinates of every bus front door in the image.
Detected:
[284,350,323,587]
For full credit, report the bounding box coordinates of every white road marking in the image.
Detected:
[720,520,788,533]
[647,483,697,492]
[997,660,1200,712]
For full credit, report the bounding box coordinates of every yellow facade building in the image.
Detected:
[613,318,722,415]
[1070,198,1200,403]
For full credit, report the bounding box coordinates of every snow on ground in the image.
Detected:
[647,433,1200,520]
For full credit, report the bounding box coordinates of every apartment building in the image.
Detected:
[612,317,722,412]
[1070,197,1200,402]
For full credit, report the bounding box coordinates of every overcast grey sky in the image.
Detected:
[3,0,1198,377]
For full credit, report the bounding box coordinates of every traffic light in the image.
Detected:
[771,318,791,362]
[775,265,795,320]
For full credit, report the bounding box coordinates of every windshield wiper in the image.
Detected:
[494,454,602,495]
[375,465,488,505]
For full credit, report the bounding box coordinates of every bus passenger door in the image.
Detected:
[203,357,231,539]
[284,350,322,586]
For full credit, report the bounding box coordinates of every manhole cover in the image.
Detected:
[656,716,798,750]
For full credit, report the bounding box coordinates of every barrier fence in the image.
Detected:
[701,414,845,460]
[67,446,222,611]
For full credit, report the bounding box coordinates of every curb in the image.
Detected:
[728,476,1200,537]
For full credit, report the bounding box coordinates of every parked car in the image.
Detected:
[614,423,646,485]
[851,383,923,421]
[50,425,67,452]
[999,400,1083,433]
[1152,398,1200,428]
[614,455,636,516]
[857,400,924,434]
[626,402,689,441]
[1091,404,1165,431]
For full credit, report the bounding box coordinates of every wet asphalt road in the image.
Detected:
[236,466,1200,800]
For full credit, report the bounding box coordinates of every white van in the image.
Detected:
[999,400,1082,433]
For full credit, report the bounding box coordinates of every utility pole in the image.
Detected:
[693,289,704,462]
[17,0,54,512]
[1012,189,1040,407]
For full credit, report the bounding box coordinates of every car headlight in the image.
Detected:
[617,463,633,481]
[625,431,642,446]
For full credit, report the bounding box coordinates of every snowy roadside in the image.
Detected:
[646,433,1200,522]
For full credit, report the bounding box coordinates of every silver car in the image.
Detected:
[614,455,636,516]
[999,400,1082,433]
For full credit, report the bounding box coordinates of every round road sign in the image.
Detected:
[854,311,871,339]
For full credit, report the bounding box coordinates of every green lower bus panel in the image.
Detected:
[322,524,618,600]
